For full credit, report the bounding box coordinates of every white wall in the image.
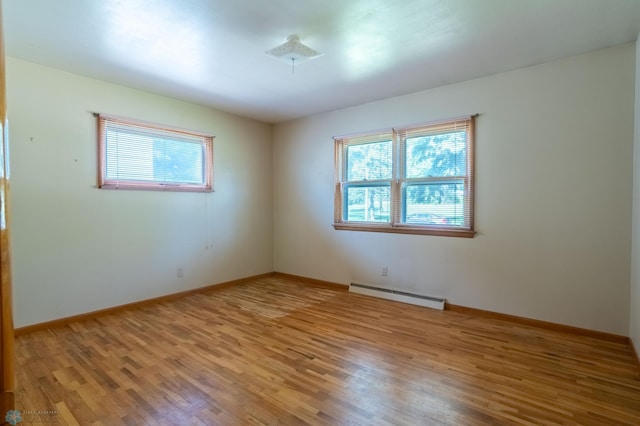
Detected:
[274,44,635,335]
[7,58,273,328]
[631,36,640,347]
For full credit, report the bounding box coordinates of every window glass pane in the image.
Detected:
[405,183,465,226]
[345,185,390,222]
[105,128,204,185]
[347,140,392,181]
[406,131,466,178]
[153,138,203,184]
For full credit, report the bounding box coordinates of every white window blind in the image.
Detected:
[97,115,214,192]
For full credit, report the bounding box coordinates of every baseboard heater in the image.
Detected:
[349,283,445,311]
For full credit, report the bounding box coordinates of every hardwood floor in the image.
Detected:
[14,276,640,425]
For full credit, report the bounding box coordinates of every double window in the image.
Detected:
[97,114,214,192]
[333,116,475,237]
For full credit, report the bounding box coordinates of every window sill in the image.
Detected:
[99,182,213,193]
[332,223,475,238]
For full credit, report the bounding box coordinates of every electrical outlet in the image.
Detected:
[177,268,183,278]
[382,266,388,277]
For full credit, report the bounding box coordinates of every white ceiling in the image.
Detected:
[4,0,640,123]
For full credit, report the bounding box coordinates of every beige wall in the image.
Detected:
[7,58,274,328]
[8,43,637,336]
[273,44,635,335]
[631,36,640,347]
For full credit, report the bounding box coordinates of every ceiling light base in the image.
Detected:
[265,34,323,65]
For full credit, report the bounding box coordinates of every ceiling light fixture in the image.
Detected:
[265,34,323,74]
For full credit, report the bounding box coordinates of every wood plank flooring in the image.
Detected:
[14,276,640,425]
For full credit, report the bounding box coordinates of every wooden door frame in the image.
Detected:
[0,1,16,422]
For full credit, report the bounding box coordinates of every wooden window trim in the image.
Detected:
[96,114,214,193]
[333,115,476,238]
[332,222,475,238]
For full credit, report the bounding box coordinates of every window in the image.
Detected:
[333,116,475,237]
[97,114,214,192]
